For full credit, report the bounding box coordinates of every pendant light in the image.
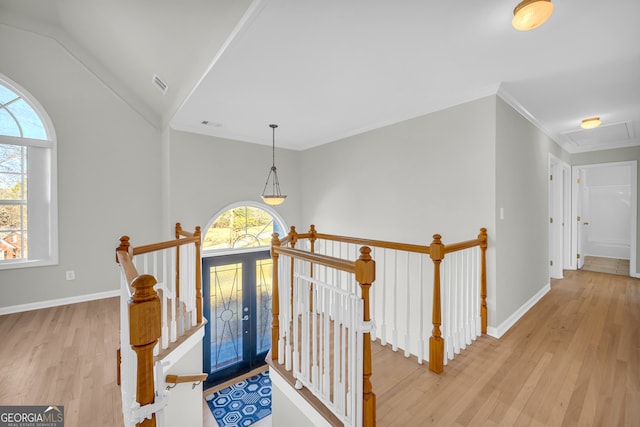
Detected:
[512,0,554,31]
[261,124,287,206]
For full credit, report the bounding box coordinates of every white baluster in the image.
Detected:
[404,251,411,357]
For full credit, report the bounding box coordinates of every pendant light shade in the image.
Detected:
[512,0,554,31]
[261,124,287,206]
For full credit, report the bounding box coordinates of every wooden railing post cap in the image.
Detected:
[356,246,375,284]
[479,228,488,245]
[271,232,280,256]
[116,235,131,263]
[271,232,280,244]
[430,234,444,260]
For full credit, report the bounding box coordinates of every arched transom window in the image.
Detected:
[203,204,285,251]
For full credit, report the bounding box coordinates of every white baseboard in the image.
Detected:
[486,283,551,339]
[0,289,119,315]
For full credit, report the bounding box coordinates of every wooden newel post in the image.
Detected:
[478,228,488,334]
[356,246,376,427]
[429,234,445,374]
[271,232,281,361]
[129,274,161,427]
[194,226,203,324]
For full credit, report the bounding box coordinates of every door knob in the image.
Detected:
[242,315,249,320]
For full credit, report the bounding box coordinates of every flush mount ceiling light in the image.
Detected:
[581,117,602,130]
[512,0,554,31]
[261,124,287,206]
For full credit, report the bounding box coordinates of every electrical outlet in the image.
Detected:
[65,270,75,281]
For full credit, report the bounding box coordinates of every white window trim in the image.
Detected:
[0,74,58,270]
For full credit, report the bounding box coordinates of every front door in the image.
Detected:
[202,250,272,388]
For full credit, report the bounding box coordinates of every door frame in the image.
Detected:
[202,249,272,388]
[571,161,637,277]
[549,154,570,279]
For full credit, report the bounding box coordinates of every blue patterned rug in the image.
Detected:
[205,370,272,426]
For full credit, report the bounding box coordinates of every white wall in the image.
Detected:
[494,97,567,330]
[167,129,302,238]
[298,96,498,326]
[0,25,163,310]
[161,337,205,427]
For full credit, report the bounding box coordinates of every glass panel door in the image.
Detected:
[203,250,272,387]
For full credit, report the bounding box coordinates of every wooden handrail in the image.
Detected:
[165,373,207,384]
[273,245,356,274]
[315,232,430,254]
[116,238,138,288]
[131,236,199,256]
[444,238,483,254]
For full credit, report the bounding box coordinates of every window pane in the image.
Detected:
[0,144,26,201]
[0,204,24,230]
[255,258,272,354]
[6,99,47,140]
[204,206,276,250]
[0,230,26,260]
[0,109,20,137]
[0,85,18,105]
[209,262,243,371]
[0,144,25,173]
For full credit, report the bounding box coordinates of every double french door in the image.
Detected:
[202,250,273,388]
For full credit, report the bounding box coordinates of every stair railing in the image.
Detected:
[271,234,376,427]
[270,225,487,425]
[116,223,203,427]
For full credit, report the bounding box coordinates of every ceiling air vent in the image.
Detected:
[152,74,168,95]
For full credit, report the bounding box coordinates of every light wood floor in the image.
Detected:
[373,269,640,426]
[0,298,122,427]
[1,269,638,426]
[582,256,630,276]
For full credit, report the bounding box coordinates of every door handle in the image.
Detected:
[583,222,589,225]
[242,315,249,320]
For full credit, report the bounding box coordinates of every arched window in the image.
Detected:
[0,75,57,268]
[203,203,285,252]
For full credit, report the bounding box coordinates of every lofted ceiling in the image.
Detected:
[1,0,639,153]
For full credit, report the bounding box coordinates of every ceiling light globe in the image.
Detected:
[581,117,601,130]
[512,0,554,31]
